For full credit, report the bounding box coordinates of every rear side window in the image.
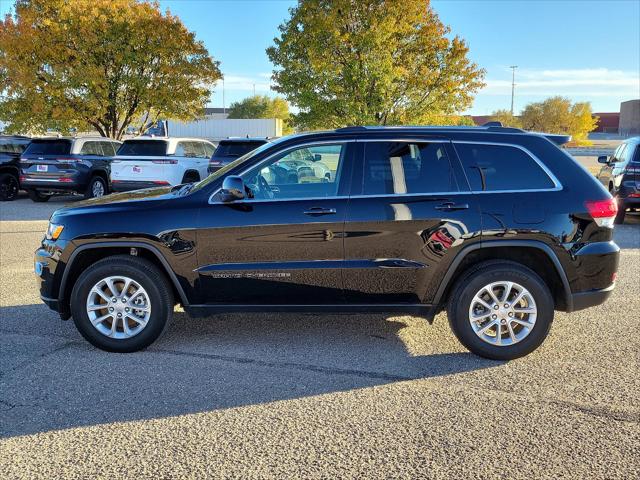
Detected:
[23,140,71,156]
[455,143,555,191]
[214,141,266,158]
[80,141,102,155]
[362,142,457,195]
[117,140,168,156]
[100,142,117,156]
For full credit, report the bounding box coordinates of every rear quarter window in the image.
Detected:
[214,141,266,158]
[117,140,168,156]
[454,143,555,191]
[23,140,72,156]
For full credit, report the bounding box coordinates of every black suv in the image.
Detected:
[35,126,620,360]
[20,137,121,201]
[0,135,31,201]
[208,137,271,174]
[596,136,640,224]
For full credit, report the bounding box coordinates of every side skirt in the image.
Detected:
[184,303,438,322]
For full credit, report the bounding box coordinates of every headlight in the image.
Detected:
[46,223,64,240]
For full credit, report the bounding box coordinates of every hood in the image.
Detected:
[52,186,180,220]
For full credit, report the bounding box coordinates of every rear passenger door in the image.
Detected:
[342,139,482,304]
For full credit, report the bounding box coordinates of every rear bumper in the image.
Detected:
[111,180,169,192]
[20,178,82,192]
[619,196,640,209]
[570,284,615,312]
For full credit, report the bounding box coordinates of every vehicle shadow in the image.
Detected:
[614,213,640,249]
[0,303,500,438]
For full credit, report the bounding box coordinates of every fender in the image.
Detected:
[58,241,190,307]
[431,239,573,311]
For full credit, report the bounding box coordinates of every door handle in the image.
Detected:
[304,207,337,216]
[435,202,469,211]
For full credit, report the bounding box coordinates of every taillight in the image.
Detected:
[152,180,170,185]
[152,160,177,164]
[585,198,618,228]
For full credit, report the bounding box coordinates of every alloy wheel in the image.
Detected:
[468,281,537,346]
[86,275,151,339]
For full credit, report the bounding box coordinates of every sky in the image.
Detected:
[1,0,639,115]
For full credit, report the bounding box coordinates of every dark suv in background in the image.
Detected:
[20,137,121,201]
[0,135,31,201]
[597,136,640,224]
[208,137,271,174]
[35,125,619,360]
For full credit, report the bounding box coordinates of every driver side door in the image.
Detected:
[196,142,354,305]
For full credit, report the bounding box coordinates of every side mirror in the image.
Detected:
[597,155,609,164]
[220,175,245,202]
[313,153,322,162]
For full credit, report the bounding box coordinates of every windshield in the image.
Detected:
[190,140,276,193]
[23,140,72,156]
[117,140,168,156]
[213,141,267,158]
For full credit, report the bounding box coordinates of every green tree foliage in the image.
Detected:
[227,95,293,133]
[0,0,221,138]
[520,96,598,145]
[489,109,522,128]
[266,0,485,130]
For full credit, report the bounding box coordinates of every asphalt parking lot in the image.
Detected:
[1,193,639,479]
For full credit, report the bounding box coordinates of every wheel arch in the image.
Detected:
[58,241,190,315]
[433,240,572,312]
[181,169,200,183]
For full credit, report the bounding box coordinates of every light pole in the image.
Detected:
[510,66,518,115]
[222,77,226,114]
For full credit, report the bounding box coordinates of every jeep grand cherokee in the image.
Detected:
[35,125,620,360]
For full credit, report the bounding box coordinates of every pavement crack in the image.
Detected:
[0,341,81,378]
[152,348,411,381]
[549,399,639,423]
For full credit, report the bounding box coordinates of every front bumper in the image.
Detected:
[35,242,68,316]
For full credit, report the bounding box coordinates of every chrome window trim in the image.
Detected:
[207,138,563,204]
[451,140,563,192]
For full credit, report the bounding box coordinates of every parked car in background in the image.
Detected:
[36,125,619,360]
[208,137,271,174]
[597,136,640,224]
[0,135,31,201]
[111,137,215,191]
[19,137,121,202]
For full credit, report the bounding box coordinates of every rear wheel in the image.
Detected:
[27,189,51,202]
[85,175,107,199]
[0,172,19,201]
[447,261,554,360]
[70,255,174,352]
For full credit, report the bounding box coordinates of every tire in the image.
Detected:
[181,171,200,184]
[85,175,107,199]
[447,261,554,361]
[70,255,174,352]
[27,189,51,202]
[0,172,19,201]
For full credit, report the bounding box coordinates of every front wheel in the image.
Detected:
[0,172,19,201]
[447,261,554,360]
[70,255,174,352]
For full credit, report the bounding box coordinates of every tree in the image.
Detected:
[266,0,485,130]
[227,95,293,133]
[0,0,221,139]
[520,96,598,145]
[489,109,522,128]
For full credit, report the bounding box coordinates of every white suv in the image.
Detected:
[110,137,215,191]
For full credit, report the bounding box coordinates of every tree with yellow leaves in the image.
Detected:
[520,97,598,145]
[0,0,221,139]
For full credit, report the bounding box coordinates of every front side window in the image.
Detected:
[362,142,457,195]
[240,144,345,200]
[455,143,555,191]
